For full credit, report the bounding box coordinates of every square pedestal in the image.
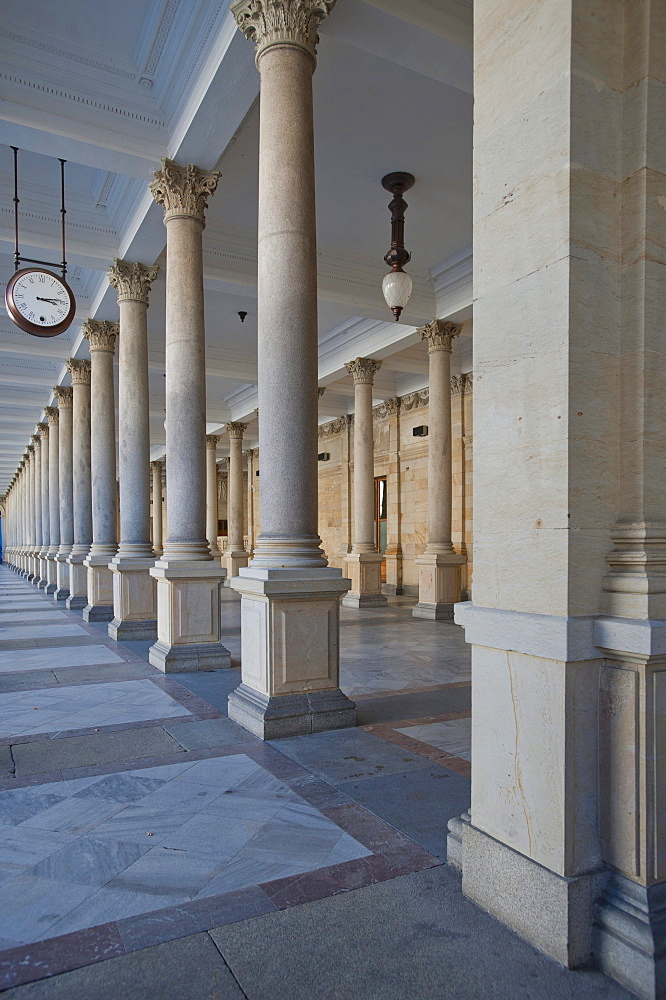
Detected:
[342,552,387,609]
[83,556,116,622]
[108,556,157,641]
[65,555,88,610]
[45,554,58,594]
[594,873,666,1000]
[54,554,70,601]
[149,559,230,673]
[413,551,466,620]
[229,567,356,739]
[37,555,49,589]
[223,550,249,587]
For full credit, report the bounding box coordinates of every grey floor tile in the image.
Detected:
[12,726,185,775]
[0,645,125,673]
[172,754,258,789]
[28,836,150,886]
[109,845,225,898]
[354,684,471,725]
[159,813,263,860]
[20,794,127,835]
[0,825,74,870]
[170,670,242,714]
[0,874,92,943]
[195,853,306,898]
[0,787,68,826]
[270,728,430,784]
[164,717,259,750]
[73,772,166,804]
[3,931,245,999]
[0,624,87,640]
[398,717,472,761]
[43,885,179,939]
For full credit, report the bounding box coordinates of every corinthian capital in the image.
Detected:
[82,320,119,354]
[150,159,220,227]
[66,358,92,385]
[345,357,382,385]
[108,259,159,304]
[44,406,59,426]
[37,422,48,438]
[53,385,73,407]
[419,319,462,354]
[206,435,220,449]
[225,422,247,440]
[231,0,336,62]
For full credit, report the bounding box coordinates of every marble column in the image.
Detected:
[31,432,42,585]
[342,358,387,609]
[245,448,257,554]
[66,359,92,610]
[24,446,34,579]
[450,2,666,997]
[228,0,354,738]
[107,260,159,641]
[82,321,119,622]
[53,386,73,601]
[37,421,49,588]
[151,461,164,557]
[225,423,249,580]
[413,320,465,620]
[148,159,229,672]
[44,406,59,594]
[205,435,220,555]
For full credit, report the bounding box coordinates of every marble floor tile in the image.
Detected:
[0,611,69,624]
[0,643,124,673]
[21,794,128,835]
[44,885,180,939]
[0,874,93,943]
[397,717,472,761]
[109,846,227,898]
[0,623,88,640]
[0,825,74,870]
[29,836,151,886]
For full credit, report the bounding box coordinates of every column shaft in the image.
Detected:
[37,422,49,587]
[66,360,92,609]
[205,436,219,553]
[225,424,249,580]
[45,408,59,593]
[54,386,73,600]
[151,462,163,556]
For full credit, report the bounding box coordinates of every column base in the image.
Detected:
[414,550,465,618]
[83,551,116,623]
[37,556,49,589]
[342,552,387,608]
[446,810,471,871]
[461,822,604,969]
[594,873,666,1000]
[66,595,88,611]
[83,604,114,623]
[149,558,229,674]
[54,554,70,602]
[66,553,89,609]
[228,683,356,740]
[45,555,58,594]
[108,555,158,642]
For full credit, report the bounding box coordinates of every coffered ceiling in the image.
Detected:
[0,0,473,492]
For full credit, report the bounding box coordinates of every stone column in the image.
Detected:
[228,0,354,738]
[382,398,403,595]
[31,431,43,585]
[82,321,119,622]
[66,359,92,610]
[245,448,257,554]
[37,421,50,588]
[53,386,73,601]
[413,320,465,620]
[342,358,387,608]
[151,461,164,557]
[225,423,249,580]
[44,406,59,594]
[450,3,666,997]
[205,435,220,554]
[107,260,160,640]
[148,159,229,672]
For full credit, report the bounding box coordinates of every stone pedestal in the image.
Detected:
[66,359,92,611]
[107,260,160,641]
[342,357,387,609]
[412,552,465,620]
[229,0,354,737]
[148,159,229,672]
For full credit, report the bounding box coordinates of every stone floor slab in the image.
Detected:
[11,727,185,775]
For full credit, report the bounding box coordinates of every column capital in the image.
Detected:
[44,407,59,426]
[108,259,159,304]
[226,422,247,439]
[53,385,73,407]
[150,159,220,227]
[231,0,336,63]
[419,319,462,353]
[206,434,220,449]
[317,386,326,397]
[345,357,382,385]
[150,460,163,473]
[37,422,48,438]
[66,358,92,385]
[30,434,40,448]
[82,320,119,353]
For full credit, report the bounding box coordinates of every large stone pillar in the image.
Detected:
[246,448,257,554]
[26,444,37,580]
[82,321,119,622]
[451,2,666,997]
[342,358,387,609]
[205,435,220,554]
[37,421,49,588]
[228,0,354,738]
[151,461,164,557]
[413,320,465,620]
[66,359,92,610]
[53,386,73,601]
[225,423,249,580]
[31,432,43,585]
[148,159,229,672]
[107,260,160,641]
[44,406,59,594]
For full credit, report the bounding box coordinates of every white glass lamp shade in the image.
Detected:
[382,270,412,316]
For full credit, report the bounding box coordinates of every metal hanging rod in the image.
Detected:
[11,147,68,279]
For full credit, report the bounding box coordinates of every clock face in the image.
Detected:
[5,268,76,338]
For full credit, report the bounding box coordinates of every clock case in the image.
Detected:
[5,267,76,338]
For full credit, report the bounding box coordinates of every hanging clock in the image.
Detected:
[5,267,76,338]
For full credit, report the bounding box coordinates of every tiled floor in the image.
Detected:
[397,716,472,761]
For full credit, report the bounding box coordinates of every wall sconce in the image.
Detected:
[318,452,330,462]
[413,425,428,437]
[381,171,415,322]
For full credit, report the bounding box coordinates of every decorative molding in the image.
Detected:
[143,0,180,78]
[0,29,136,79]
[232,0,336,61]
[431,246,473,298]
[66,358,92,385]
[108,259,159,304]
[451,372,473,396]
[0,72,165,127]
[44,406,59,426]
[345,357,382,385]
[401,388,429,411]
[419,318,462,353]
[82,320,119,353]
[226,422,247,439]
[318,415,350,438]
[373,397,400,419]
[150,159,220,226]
[53,385,73,407]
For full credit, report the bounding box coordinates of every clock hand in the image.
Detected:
[36,297,65,305]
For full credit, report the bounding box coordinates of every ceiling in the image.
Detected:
[0,0,473,493]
